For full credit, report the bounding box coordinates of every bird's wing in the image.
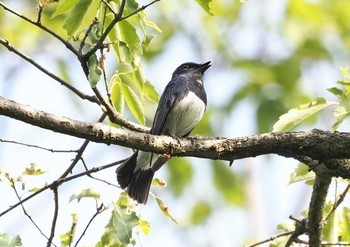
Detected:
[150,76,186,135]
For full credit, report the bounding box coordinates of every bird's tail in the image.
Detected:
[116,152,155,204]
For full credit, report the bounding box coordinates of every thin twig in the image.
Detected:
[91,86,148,132]
[0,138,78,153]
[0,38,99,104]
[47,184,59,247]
[83,0,127,59]
[321,241,350,246]
[0,159,124,217]
[100,0,117,15]
[100,48,113,107]
[59,113,107,179]
[12,184,54,245]
[79,17,99,54]
[119,0,161,22]
[0,2,79,57]
[36,2,43,24]
[296,238,350,246]
[81,158,118,187]
[67,214,78,247]
[285,216,307,247]
[245,231,294,247]
[324,184,350,222]
[74,203,106,247]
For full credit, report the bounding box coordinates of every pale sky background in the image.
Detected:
[0,0,348,246]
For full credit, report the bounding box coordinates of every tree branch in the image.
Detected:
[47,184,59,247]
[0,38,99,104]
[0,1,79,56]
[1,95,350,178]
[307,166,332,247]
[0,159,122,217]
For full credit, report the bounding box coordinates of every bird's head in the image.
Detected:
[172,61,211,79]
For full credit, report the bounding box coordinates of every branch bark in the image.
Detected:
[307,168,332,247]
[1,95,350,178]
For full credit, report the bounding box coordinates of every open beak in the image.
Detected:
[199,61,211,74]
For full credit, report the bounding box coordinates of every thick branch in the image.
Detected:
[307,166,332,247]
[1,96,350,178]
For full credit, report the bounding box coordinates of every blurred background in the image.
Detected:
[0,0,349,246]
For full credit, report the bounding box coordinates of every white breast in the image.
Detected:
[164,91,206,136]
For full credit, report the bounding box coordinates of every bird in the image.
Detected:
[116,61,211,204]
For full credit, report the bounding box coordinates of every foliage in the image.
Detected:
[1,0,350,246]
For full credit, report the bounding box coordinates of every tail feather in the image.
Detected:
[116,152,155,204]
[128,169,155,204]
[116,152,138,189]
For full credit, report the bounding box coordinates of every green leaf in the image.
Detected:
[63,0,93,36]
[288,163,315,185]
[87,22,103,44]
[0,233,22,247]
[272,97,337,132]
[194,0,214,16]
[155,197,178,224]
[277,220,295,232]
[110,78,125,114]
[151,177,167,187]
[60,214,78,247]
[51,0,79,18]
[340,67,350,80]
[143,19,162,33]
[69,188,100,202]
[167,158,193,196]
[143,79,159,103]
[96,204,139,247]
[332,97,350,131]
[28,187,41,193]
[138,219,151,236]
[119,83,145,125]
[341,207,350,241]
[22,163,46,176]
[327,87,344,98]
[190,201,212,224]
[270,235,290,247]
[87,54,102,87]
[116,20,142,65]
[323,203,339,242]
[212,161,245,205]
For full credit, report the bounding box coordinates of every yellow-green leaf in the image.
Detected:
[288,163,315,185]
[87,54,102,87]
[190,201,211,224]
[341,207,350,241]
[143,79,159,103]
[69,188,100,202]
[63,0,93,36]
[138,219,151,235]
[0,232,22,247]
[119,84,145,125]
[51,0,79,18]
[60,213,78,247]
[155,197,178,224]
[273,97,336,132]
[111,79,125,114]
[22,163,46,176]
[96,204,139,246]
[194,0,213,16]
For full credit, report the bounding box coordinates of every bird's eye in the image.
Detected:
[183,65,189,69]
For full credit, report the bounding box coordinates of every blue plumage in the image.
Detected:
[116,61,211,204]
